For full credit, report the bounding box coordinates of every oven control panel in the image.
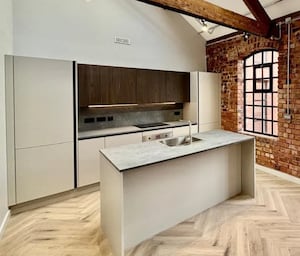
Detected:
[142,131,173,142]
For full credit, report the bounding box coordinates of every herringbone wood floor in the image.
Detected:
[1,170,300,256]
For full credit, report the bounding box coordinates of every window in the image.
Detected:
[244,50,278,137]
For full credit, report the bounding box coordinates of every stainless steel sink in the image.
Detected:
[160,136,202,147]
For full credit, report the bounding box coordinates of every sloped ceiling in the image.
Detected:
[181,0,300,41]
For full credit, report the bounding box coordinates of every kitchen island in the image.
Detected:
[100,130,255,256]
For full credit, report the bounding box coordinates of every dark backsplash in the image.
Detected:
[79,108,183,131]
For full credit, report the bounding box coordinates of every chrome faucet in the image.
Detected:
[188,120,192,144]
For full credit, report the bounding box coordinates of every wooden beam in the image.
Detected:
[242,0,272,35]
[136,0,269,37]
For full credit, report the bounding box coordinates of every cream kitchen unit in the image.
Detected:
[5,56,76,205]
[78,123,197,186]
[78,133,142,187]
[184,72,221,132]
[172,124,197,137]
[78,138,105,187]
[105,133,142,148]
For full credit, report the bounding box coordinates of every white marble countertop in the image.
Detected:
[100,129,254,172]
[78,121,196,140]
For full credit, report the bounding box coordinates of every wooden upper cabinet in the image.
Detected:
[78,64,91,107]
[97,66,112,104]
[86,65,102,105]
[166,71,190,102]
[78,64,190,106]
[136,69,167,104]
[111,67,137,104]
[78,64,112,106]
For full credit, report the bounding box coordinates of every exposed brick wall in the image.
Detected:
[206,20,300,178]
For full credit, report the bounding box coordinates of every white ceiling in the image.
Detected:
[181,0,300,41]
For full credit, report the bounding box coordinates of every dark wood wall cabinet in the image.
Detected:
[136,69,167,104]
[78,64,112,106]
[111,67,137,104]
[166,71,190,103]
[78,64,190,107]
[78,64,93,107]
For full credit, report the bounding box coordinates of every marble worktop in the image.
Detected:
[100,129,254,172]
[78,121,196,140]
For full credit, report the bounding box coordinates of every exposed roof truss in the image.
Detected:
[137,0,278,38]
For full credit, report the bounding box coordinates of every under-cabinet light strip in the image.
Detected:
[88,102,177,108]
[88,104,138,108]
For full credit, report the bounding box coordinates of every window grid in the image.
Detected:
[243,50,278,137]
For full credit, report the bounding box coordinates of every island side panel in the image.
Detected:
[100,153,124,256]
[241,139,255,197]
[123,144,242,250]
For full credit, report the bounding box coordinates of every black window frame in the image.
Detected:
[243,49,278,137]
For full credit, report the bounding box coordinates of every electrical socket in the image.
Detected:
[96,116,106,122]
[84,117,95,123]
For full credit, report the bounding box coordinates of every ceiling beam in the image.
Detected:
[242,0,272,36]
[136,0,270,37]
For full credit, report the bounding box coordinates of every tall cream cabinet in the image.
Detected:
[5,56,75,205]
[184,72,221,132]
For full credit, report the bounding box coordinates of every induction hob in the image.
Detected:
[134,122,169,129]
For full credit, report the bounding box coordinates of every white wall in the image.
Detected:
[0,0,13,231]
[13,0,206,71]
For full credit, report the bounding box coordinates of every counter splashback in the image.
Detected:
[79,107,183,131]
